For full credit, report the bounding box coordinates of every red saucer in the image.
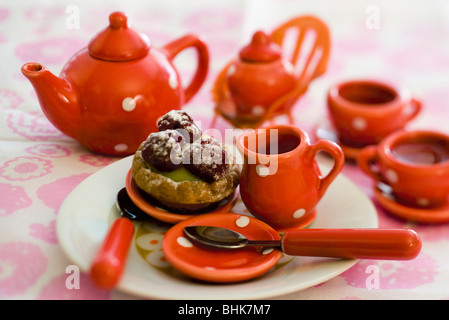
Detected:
[125,169,239,224]
[162,212,283,283]
[374,184,449,224]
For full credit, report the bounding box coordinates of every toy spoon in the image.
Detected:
[184,226,421,260]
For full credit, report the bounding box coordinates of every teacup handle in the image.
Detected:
[357,145,382,181]
[163,34,209,103]
[406,98,422,121]
[307,140,345,197]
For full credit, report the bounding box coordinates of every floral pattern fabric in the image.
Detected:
[1,0,449,299]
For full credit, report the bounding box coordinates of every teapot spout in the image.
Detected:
[21,63,80,139]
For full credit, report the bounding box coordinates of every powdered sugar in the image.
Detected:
[142,110,234,181]
[157,110,201,143]
[141,130,184,171]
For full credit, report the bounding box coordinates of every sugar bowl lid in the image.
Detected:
[88,11,150,62]
[239,30,282,63]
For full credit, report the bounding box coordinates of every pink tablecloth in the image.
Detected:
[1,0,449,300]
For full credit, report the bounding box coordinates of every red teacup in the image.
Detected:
[237,125,344,231]
[327,80,421,148]
[358,130,449,209]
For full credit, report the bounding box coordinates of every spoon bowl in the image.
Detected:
[184,226,280,249]
[116,187,149,221]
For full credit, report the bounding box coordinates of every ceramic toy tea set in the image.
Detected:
[86,110,422,288]
[320,79,449,223]
[25,11,427,288]
[310,77,449,224]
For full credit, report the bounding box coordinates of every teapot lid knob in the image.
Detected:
[109,11,128,28]
[88,11,150,62]
[239,30,282,63]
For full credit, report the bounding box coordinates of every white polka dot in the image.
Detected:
[417,198,430,207]
[114,144,128,152]
[252,105,265,116]
[145,250,170,268]
[176,236,193,248]
[136,233,163,251]
[256,165,270,177]
[351,117,367,131]
[236,216,250,228]
[262,248,274,255]
[293,208,306,219]
[169,74,178,90]
[385,169,399,184]
[227,64,236,76]
[204,266,216,270]
[122,97,136,111]
[403,104,416,117]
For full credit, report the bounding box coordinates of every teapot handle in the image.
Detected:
[163,34,209,103]
[307,140,345,198]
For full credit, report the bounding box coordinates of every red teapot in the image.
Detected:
[211,16,330,129]
[21,11,209,156]
[226,30,297,121]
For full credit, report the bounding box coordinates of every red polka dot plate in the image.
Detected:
[162,213,283,283]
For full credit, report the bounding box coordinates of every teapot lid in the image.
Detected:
[239,30,282,63]
[88,12,150,62]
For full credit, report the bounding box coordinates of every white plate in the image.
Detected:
[57,155,378,300]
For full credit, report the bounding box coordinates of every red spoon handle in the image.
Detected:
[281,228,421,260]
[90,217,135,289]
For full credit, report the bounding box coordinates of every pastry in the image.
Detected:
[132,110,240,213]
